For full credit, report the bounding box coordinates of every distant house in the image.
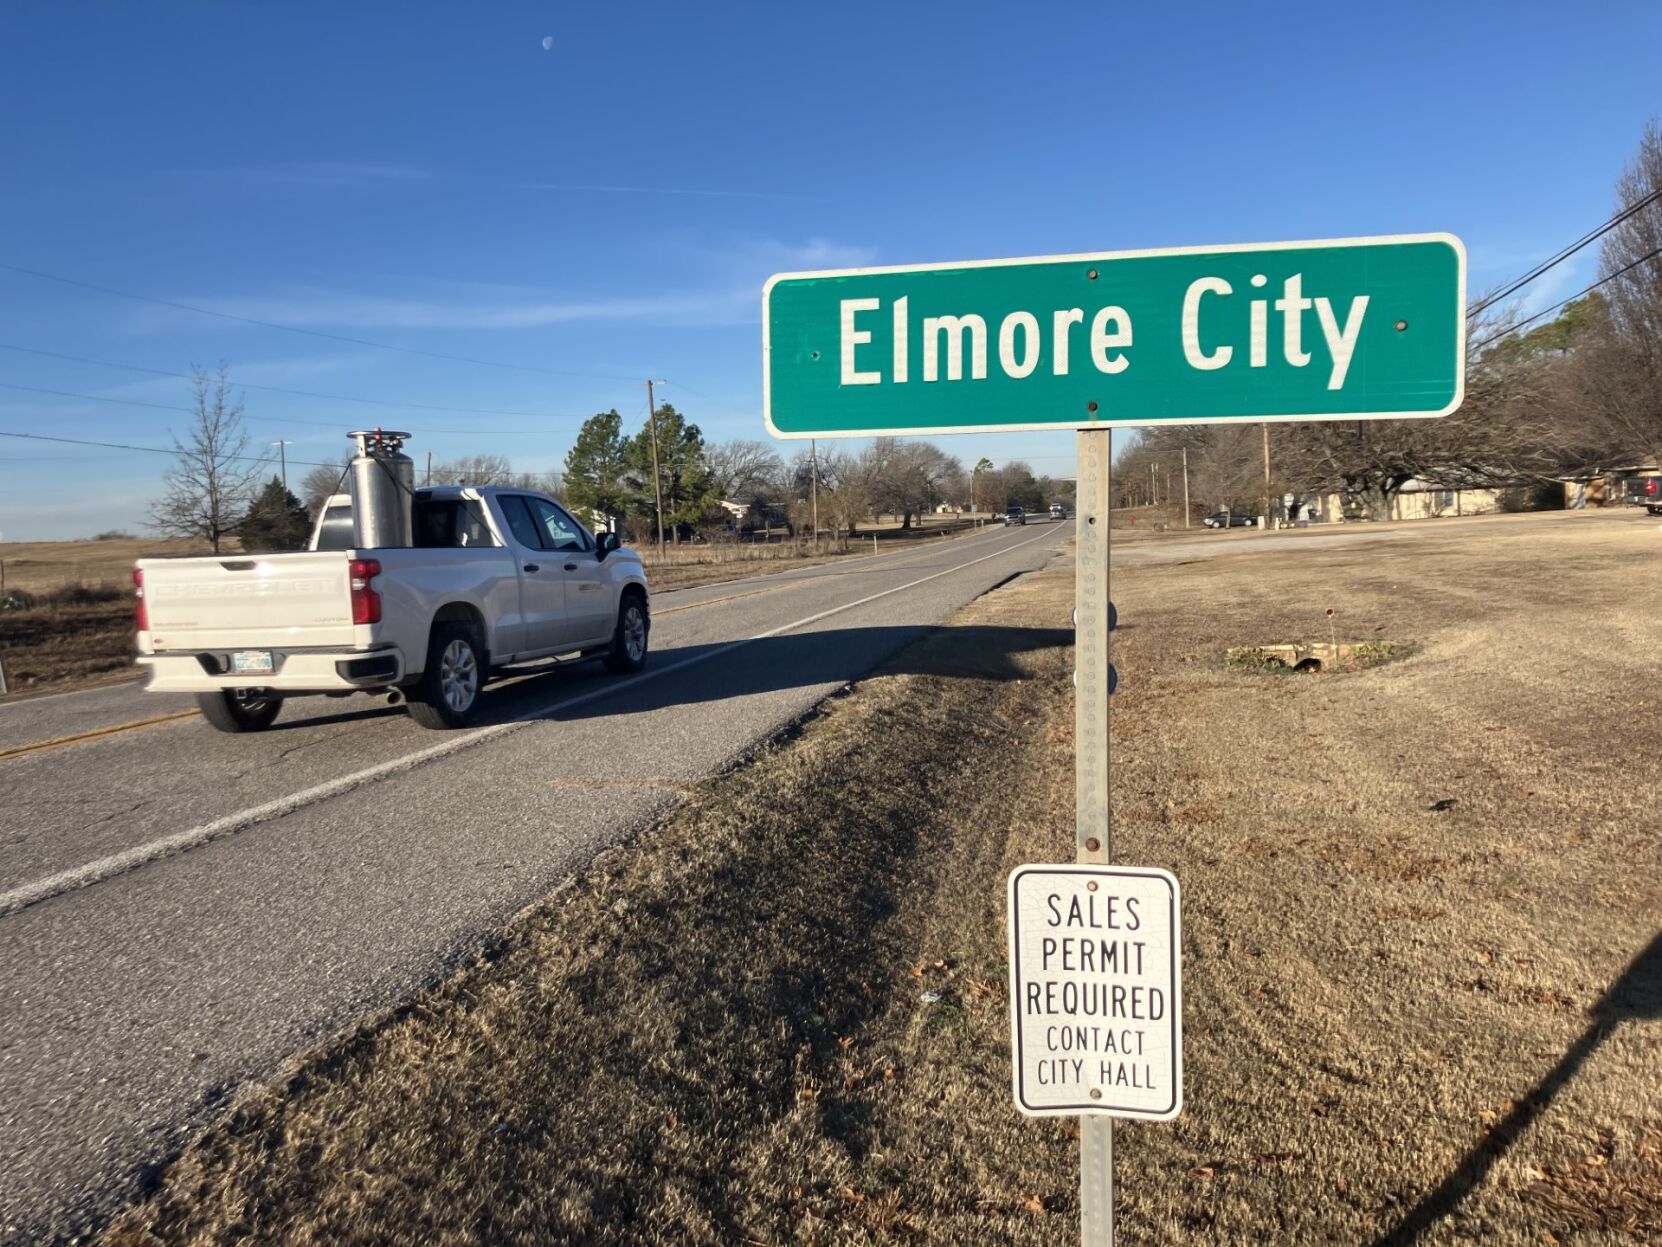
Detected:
[718,500,750,524]
[1300,481,1503,523]
[1390,479,1503,520]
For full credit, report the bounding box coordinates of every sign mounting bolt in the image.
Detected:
[1084,837,1101,852]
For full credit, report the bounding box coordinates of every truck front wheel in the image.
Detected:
[197,690,283,733]
[407,622,486,729]
[604,594,649,674]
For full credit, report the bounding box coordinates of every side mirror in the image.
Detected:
[596,531,620,558]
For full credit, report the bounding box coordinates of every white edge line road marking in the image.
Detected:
[0,523,1068,918]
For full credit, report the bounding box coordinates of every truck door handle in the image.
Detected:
[523,563,540,573]
[563,562,578,571]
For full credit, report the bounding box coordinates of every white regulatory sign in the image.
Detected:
[1007,864,1182,1119]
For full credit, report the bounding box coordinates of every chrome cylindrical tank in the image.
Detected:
[346,430,415,548]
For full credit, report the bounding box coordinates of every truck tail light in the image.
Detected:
[349,558,382,625]
[133,568,148,632]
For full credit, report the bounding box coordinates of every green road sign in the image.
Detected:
[763,234,1465,438]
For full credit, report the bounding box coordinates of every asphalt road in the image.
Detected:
[0,520,1071,1246]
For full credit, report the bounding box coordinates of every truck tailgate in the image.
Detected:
[140,552,358,650]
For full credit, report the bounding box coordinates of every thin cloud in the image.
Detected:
[180,290,741,330]
[190,161,439,189]
[525,182,822,202]
[117,235,877,336]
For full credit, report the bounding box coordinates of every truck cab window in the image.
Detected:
[498,496,545,550]
[413,498,500,549]
[526,497,590,552]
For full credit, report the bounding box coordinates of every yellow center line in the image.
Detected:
[652,574,837,617]
[0,710,199,763]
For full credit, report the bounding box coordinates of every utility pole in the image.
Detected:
[810,437,820,555]
[425,451,433,486]
[1149,461,1156,508]
[271,440,291,491]
[644,380,667,554]
[1181,445,1191,528]
[1262,423,1272,531]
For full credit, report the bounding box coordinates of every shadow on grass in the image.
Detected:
[1375,930,1662,1245]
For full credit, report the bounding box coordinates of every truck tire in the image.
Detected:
[407,622,486,730]
[197,690,283,733]
[603,593,649,674]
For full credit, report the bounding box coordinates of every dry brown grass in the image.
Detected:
[0,537,215,700]
[97,514,1662,1246]
[0,536,215,594]
[0,590,136,698]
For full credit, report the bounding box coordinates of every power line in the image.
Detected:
[0,428,328,468]
[0,259,641,382]
[0,341,568,420]
[1470,185,1662,317]
[0,380,585,437]
[1471,242,1662,353]
[0,381,195,415]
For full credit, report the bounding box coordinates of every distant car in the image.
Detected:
[1202,511,1256,529]
[1048,503,1067,521]
[1004,507,1027,526]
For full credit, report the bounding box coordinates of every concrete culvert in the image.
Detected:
[1225,640,1417,675]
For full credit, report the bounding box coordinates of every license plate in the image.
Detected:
[231,650,274,674]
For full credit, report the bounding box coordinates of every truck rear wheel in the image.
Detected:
[407,622,485,729]
[197,690,283,733]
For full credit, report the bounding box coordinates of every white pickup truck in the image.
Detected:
[135,486,649,732]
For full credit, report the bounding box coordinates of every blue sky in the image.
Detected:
[1,1,1659,540]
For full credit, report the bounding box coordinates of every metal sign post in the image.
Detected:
[1075,427,1114,1239]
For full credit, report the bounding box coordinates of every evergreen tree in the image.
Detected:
[237,476,311,552]
[563,410,631,530]
[626,403,719,539]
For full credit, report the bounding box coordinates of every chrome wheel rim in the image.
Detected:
[440,638,478,712]
[623,607,647,662]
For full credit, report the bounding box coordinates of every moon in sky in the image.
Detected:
[541,35,554,51]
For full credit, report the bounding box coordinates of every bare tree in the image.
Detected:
[1571,120,1662,464]
[149,365,263,552]
[706,439,785,501]
[861,438,962,527]
[429,454,515,486]
[811,447,871,538]
[507,468,566,499]
[300,457,350,514]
